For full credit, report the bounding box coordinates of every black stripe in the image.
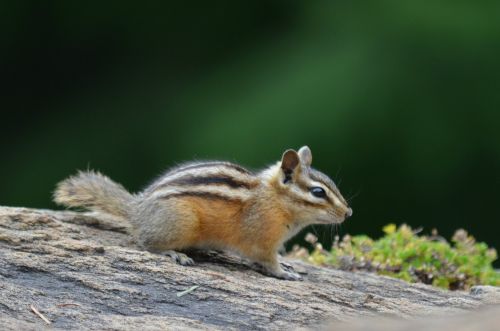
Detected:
[293,196,324,207]
[168,175,253,189]
[144,162,254,194]
[167,162,252,176]
[309,169,346,205]
[160,191,241,202]
[309,171,332,190]
[310,171,337,194]
[323,194,334,205]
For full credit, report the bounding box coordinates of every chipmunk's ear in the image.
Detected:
[298,146,312,167]
[281,149,300,182]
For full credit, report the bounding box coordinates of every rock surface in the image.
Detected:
[0,206,499,330]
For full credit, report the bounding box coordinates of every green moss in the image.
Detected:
[289,225,500,290]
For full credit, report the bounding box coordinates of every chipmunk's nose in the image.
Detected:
[344,208,353,218]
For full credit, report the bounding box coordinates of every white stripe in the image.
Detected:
[149,184,252,201]
[154,166,254,188]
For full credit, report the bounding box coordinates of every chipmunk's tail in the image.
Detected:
[54,170,134,219]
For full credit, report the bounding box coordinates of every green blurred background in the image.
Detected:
[2,1,499,261]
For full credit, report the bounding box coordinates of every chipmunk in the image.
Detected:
[54,146,352,280]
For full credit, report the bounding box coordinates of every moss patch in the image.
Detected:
[289,224,500,290]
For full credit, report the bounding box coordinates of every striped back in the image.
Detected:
[142,162,258,202]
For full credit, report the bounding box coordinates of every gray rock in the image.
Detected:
[0,206,498,330]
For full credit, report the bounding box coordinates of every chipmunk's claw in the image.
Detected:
[164,250,195,266]
[280,261,294,271]
[253,261,303,281]
[278,269,303,281]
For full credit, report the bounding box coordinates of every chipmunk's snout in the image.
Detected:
[344,208,353,219]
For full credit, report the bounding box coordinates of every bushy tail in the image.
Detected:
[54,170,134,219]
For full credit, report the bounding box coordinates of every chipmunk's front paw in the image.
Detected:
[163,250,195,266]
[268,264,302,281]
[276,269,302,281]
[252,258,303,281]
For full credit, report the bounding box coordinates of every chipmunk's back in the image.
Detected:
[141,161,260,203]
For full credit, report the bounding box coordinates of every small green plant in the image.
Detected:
[288,224,500,290]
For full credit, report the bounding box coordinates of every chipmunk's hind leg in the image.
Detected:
[132,200,196,266]
[135,231,195,266]
[162,250,195,266]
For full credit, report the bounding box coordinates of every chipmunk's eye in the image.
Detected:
[310,187,326,198]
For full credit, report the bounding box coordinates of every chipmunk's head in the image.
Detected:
[270,146,352,225]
